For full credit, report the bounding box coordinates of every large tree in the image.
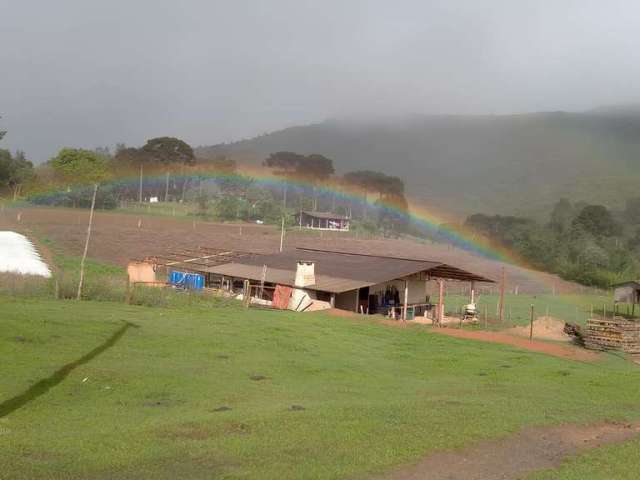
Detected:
[140,137,195,165]
[263,151,305,208]
[572,205,620,237]
[263,151,306,176]
[343,170,406,220]
[343,170,404,198]
[0,150,35,199]
[263,151,335,209]
[114,137,195,201]
[7,150,34,200]
[51,148,110,300]
[300,154,334,209]
[548,198,574,234]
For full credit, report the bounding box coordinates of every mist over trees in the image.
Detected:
[198,111,640,217]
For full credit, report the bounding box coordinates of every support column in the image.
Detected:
[354,288,360,313]
[470,281,475,304]
[403,279,409,321]
[437,279,445,326]
[330,293,336,308]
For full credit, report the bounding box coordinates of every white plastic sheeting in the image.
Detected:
[0,231,52,277]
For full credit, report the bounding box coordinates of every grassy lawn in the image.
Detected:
[440,293,617,326]
[2,296,640,479]
[116,200,196,218]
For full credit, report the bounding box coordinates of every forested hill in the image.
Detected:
[197,109,640,218]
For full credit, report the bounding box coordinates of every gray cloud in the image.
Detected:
[2,0,640,161]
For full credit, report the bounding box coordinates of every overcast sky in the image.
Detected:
[2,0,640,162]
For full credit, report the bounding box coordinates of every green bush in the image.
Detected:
[129,285,229,308]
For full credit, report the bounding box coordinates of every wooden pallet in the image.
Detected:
[585,317,640,354]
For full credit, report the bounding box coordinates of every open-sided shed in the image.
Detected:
[204,247,493,319]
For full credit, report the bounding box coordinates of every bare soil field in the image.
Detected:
[0,206,586,293]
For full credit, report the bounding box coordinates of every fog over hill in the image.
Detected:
[198,109,640,218]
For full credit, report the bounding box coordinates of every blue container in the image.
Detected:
[169,270,204,290]
[192,273,204,289]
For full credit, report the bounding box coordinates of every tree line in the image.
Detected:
[0,131,410,234]
[464,199,640,287]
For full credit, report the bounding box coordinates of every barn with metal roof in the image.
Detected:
[202,247,493,319]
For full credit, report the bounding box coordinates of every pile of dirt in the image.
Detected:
[506,316,570,342]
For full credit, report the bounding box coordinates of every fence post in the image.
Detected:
[125,275,131,304]
[529,304,534,341]
[243,280,250,308]
[483,304,488,328]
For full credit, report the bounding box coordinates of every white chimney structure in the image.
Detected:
[294,261,316,287]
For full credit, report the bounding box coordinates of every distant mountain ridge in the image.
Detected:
[197,109,640,218]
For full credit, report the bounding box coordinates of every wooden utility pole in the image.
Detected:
[77,183,99,300]
[437,280,444,326]
[529,304,534,341]
[279,216,285,252]
[259,265,267,298]
[498,267,506,324]
[283,182,288,208]
[402,279,409,321]
[138,164,143,204]
[164,171,170,202]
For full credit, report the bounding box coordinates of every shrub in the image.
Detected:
[29,185,119,209]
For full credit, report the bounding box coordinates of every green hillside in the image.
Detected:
[198,110,640,217]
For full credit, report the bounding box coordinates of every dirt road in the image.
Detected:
[383,421,640,480]
[430,327,598,362]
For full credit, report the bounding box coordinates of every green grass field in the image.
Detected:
[2,295,640,479]
[440,293,617,327]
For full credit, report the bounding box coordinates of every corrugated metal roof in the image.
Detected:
[299,211,350,220]
[207,264,368,293]
[612,281,640,288]
[204,248,493,293]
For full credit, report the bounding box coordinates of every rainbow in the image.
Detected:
[29,162,542,277]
